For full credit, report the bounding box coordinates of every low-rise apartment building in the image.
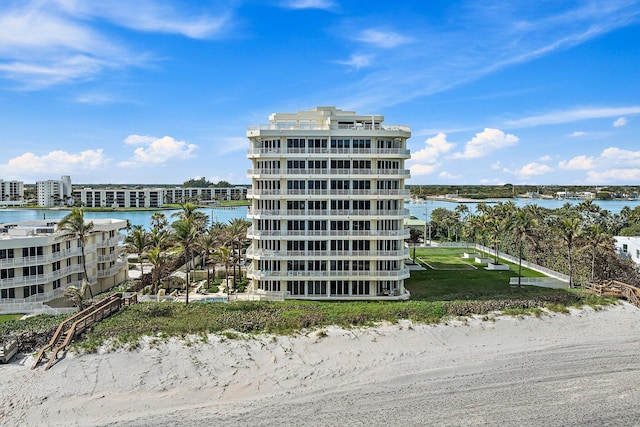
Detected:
[72,187,248,208]
[0,219,127,314]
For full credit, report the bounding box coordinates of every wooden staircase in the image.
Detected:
[585,280,640,308]
[31,293,137,370]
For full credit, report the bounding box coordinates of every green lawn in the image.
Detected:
[407,247,561,301]
[0,314,24,324]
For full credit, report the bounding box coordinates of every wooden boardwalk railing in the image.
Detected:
[31,292,137,370]
[584,280,640,308]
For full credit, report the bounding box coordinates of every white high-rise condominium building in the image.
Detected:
[37,175,72,207]
[246,106,412,300]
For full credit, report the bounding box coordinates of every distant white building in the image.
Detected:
[71,186,248,208]
[614,236,640,267]
[0,218,127,314]
[0,180,24,205]
[37,175,72,207]
[72,188,164,208]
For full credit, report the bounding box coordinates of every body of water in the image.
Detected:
[0,206,249,229]
[407,198,639,219]
[1,198,637,229]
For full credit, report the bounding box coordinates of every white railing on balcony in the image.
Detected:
[0,264,85,288]
[247,123,410,132]
[250,229,409,238]
[248,209,409,217]
[247,268,410,279]
[246,248,409,259]
[248,169,411,177]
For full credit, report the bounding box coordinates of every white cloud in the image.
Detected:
[505,106,640,128]
[515,162,553,177]
[355,29,412,48]
[438,171,461,179]
[0,149,109,178]
[452,128,519,159]
[570,131,586,137]
[539,155,552,162]
[600,147,640,165]
[490,161,502,170]
[586,168,640,184]
[336,54,374,70]
[118,135,197,167]
[124,134,158,145]
[558,155,594,170]
[558,146,640,183]
[407,133,454,176]
[282,0,336,10]
[613,117,628,127]
[409,163,440,176]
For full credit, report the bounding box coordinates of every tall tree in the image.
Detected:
[558,217,582,288]
[510,209,538,287]
[125,225,149,283]
[57,207,95,298]
[171,202,208,304]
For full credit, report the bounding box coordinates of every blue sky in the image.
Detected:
[1,0,640,186]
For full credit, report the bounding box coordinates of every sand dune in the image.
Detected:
[2,303,640,426]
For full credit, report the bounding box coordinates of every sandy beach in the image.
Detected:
[2,303,640,427]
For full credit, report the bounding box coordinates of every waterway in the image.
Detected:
[406,197,640,220]
[1,198,637,229]
[0,206,249,229]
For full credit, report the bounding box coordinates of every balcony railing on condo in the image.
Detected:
[247,168,411,177]
[0,246,84,269]
[0,264,85,288]
[246,267,410,279]
[247,189,410,197]
[247,123,410,132]
[248,209,410,217]
[247,147,410,156]
[246,248,410,259]
[247,227,410,239]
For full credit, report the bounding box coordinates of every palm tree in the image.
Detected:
[510,210,537,287]
[224,218,250,286]
[558,217,581,288]
[195,228,218,288]
[125,225,149,282]
[406,228,422,261]
[583,224,611,284]
[170,202,207,304]
[146,246,168,296]
[171,218,198,304]
[212,246,232,297]
[57,207,94,297]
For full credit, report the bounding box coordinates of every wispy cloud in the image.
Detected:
[613,117,628,127]
[570,131,587,137]
[335,54,374,70]
[335,1,640,110]
[0,1,234,88]
[281,0,337,10]
[354,29,413,48]
[505,106,640,128]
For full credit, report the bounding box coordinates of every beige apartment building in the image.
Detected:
[245,106,412,300]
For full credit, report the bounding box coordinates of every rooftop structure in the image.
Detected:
[245,106,412,300]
